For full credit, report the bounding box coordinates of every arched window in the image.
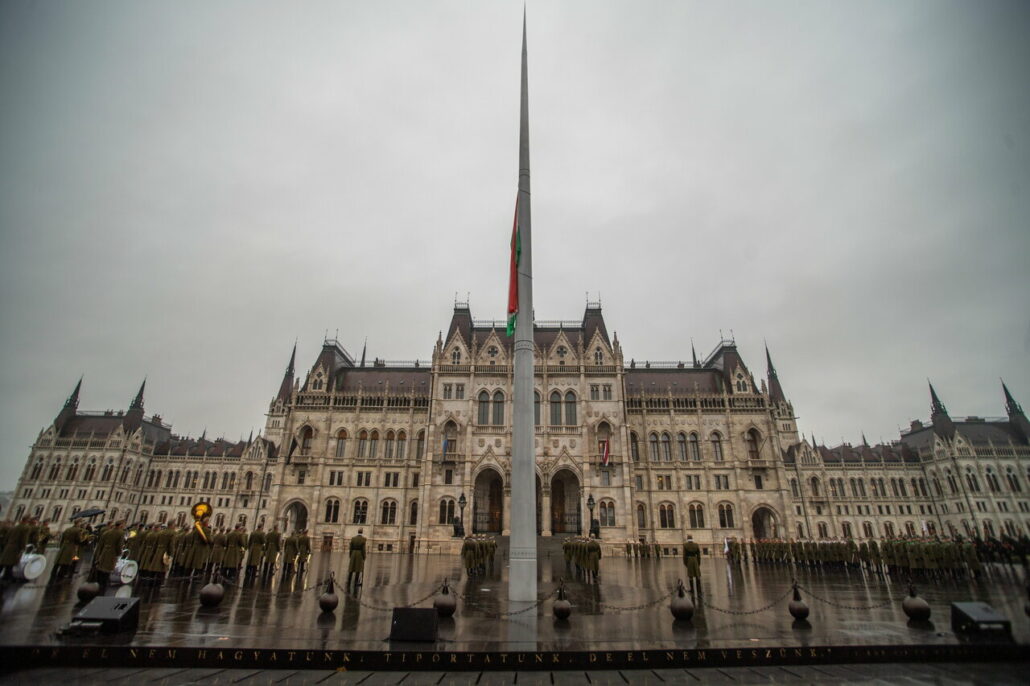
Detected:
[636,502,646,528]
[380,500,397,524]
[358,430,368,458]
[439,498,456,524]
[384,431,395,459]
[629,432,640,461]
[172,471,181,488]
[66,462,79,481]
[905,521,916,537]
[409,500,418,525]
[335,430,348,458]
[659,503,676,528]
[946,469,958,494]
[599,501,615,527]
[810,476,820,497]
[221,473,230,490]
[534,391,541,426]
[745,429,760,460]
[790,478,800,498]
[84,461,97,481]
[841,521,853,538]
[396,431,407,459]
[30,461,43,480]
[564,391,577,425]
[649,433,660,462]
[689,503,705,528]
[985,468,1000,493]
[300,426,313,455]
[829,479,840,498]
[263,473,272,492]
[352,499,368,523]
[796,523,805,539]
[493,390,505,425]
[47,460,61,481]
[965,469,980,493]
[549,391,562,425]
[245,471,254,490]
[688,433,700,461]
[442,422,458,458]
[862,521,875,538]
[478,391,491,425]
[1006,468,1022,493]
[817,522,829,538]
[202,472,211,490]
[451,348,461,364]
[718,503,735,528]
[368,430,379,458]
[324,498,340,523]
[594,348,603,365]
[710,433,724,462]
[661,433,672,462]
[416,430,425,459]
[228,473,236,489]
[100,463,114,482]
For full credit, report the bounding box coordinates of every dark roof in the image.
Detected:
[333,367,431,393]
[624,368,722,395]
[58,414,171,444]
[445,304,612,354]
[955,420,1025,446]
[155,436,248,458]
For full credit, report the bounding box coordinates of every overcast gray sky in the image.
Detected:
[2,0,1028,489]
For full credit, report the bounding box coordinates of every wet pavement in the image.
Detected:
[1,544,1027,653]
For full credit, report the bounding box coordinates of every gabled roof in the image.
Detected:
[624,368,722,395]
[332,367,431,394]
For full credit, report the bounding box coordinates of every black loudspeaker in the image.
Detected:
[74,596,141,633]
[389,607,438,642]
[950,602,1011,634]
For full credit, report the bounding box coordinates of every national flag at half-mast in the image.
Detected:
[601,438,611,467]
[506,197,520,337]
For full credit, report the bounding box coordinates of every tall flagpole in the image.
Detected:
[509,8,537,602]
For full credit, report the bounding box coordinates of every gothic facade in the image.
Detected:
[8,302,1030,554]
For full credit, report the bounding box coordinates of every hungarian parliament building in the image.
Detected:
[8,302,1030,555]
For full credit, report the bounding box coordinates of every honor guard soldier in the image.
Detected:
[347,528,367,590]
[0,517,32,581]
[282,531,299,575]
[263,526,281,575]
[210,528,227,573]
[297,529,311,573]
[245,525,265,578]
[222,524,246,579]
[93,520,126,591]
[50,520,88,582]
[682,535,702,596]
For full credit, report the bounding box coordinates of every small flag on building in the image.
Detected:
[600,438,610,467]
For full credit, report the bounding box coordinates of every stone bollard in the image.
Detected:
[553,579,572,620]
[669,580,695,621]
[788,582,810,621]
[199,573,225,608]
[76,581,100,604]
[319,572,339,613]
[902,584,931,621]
[434,578,457,618]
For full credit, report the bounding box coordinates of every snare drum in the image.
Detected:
[110,549,139,585]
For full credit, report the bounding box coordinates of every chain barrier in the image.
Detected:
[595,587,676,613]
[701,584,794,616]
[455,587,557,619]
[349,585,441,613]
[795,584,895,611]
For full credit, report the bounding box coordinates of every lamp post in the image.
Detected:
[587,494,596,538]
[458,492,467,537]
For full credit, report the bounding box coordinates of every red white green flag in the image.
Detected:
[507,197,520,336]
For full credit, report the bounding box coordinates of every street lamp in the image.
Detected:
[458,492,467,536]
[587,494,596,538]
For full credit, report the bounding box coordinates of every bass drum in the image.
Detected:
[110,557,139,585]
[13,552,47,581]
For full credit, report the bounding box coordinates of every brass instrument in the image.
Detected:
[191,501,212,543]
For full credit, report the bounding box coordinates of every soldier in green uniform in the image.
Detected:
[682,534,702,596]
[281,530,299,575]
[347,528,367,590]
[222,524,246,579]
[93,520,126,590]
[0,517,33,581]
[189,515,213,580]
[262,526,281,576]
[462,536,476,577]
[585,536,601,583]
[245,524,265,578]
[210,527,227,574]
[297,529,311,574]
[50,520,88,582]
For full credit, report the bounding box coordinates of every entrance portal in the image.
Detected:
[751,506,778,539]
[472,468,504,533]
[284,501,308,534]
[550,470,581,534]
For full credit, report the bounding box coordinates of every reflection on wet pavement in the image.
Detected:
[1,546,1026,651]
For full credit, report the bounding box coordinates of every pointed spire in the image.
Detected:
[65,376,83,409]
[765,342,777,377]
[765,343,786,403]
[1002,380,1023,416]
[691,338,698,367]
[130,378,146,411]
[275,343,297,405]
[247,428,254,444]
[928,380,947,416]
[360,338,367,368]
[861,433,869,447]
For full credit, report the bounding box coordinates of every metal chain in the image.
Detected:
[596,587,676,613]
[455,587,557,618]
[701,584,794,616]
[795,584,895,611]
[350,586,441,613]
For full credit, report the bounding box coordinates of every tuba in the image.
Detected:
[191,501,213,543]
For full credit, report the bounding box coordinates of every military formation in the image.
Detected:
[563,536,602,583]
[460,535,497,577]
[723,535,1030,580]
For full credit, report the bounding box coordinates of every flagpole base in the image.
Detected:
[508,555,537,602]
